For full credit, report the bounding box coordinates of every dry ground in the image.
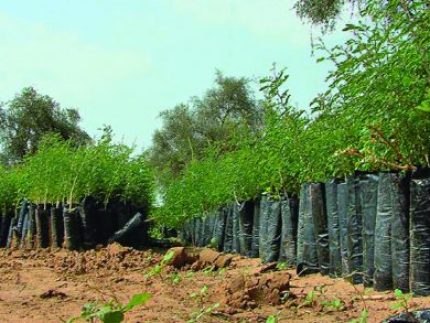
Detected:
[0,245,429,323]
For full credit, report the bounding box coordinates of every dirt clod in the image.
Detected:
[223,271,292,309]
[167,247,232,269]
[40,289,67,299]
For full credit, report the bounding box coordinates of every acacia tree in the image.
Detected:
[0,87,90,163]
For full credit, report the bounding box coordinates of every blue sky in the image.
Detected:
[0,1,349,150]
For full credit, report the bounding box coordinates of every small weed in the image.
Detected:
[217,268,226,276]
[145,263,162,279]
[170,272,182,285]
[322,299,345,312]
[67,293,151,323]
[190,285,209,305]
[202,266,216,276]
[161,250,175,265]
[207,237,218,249]
[145,250,175,280]
[185,271,195,279]
[298,290,317,309]
[276,261,288,270]
[344,272,368,323]
[187,302,220,323]
[349,309,368,323]
[391,289,413,313]
[266,314,278,323]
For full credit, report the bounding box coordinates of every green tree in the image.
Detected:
[294,0,353,28]
[149,72,260,179]
[0,87,91,162]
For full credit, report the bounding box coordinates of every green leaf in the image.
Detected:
[123,292,151,312]
[417,102,430,112]
[394,289,403,298]
[161,250,175,265]
[99,310,124,323]
[266,315,278,323]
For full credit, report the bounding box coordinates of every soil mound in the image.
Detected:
[167,247,234,269]
[222,269,291,309]
[51,243,152,274]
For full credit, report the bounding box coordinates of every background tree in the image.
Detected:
[0,87,91,163]
[149,72,261,180]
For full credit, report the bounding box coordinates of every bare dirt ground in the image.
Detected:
[0,245,429,323]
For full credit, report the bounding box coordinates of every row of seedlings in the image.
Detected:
[180,193,299,266]
[0,135,153,250]
[180,169,430,296]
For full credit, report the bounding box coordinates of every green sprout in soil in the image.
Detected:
[266,314,279,323]
[187,302,220,323]
[190,285,209,306]
[297,290,317,309]
[67,292,151,323]
[276,261,288,271]
[349,309,368,323]
[391,289,413,313]
[170,271,182,285]
[145,250,175,280]
[321,299,345,312]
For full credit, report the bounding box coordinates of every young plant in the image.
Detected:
[391,289,413,313]
[170,272,182,285]
[202,266,216,277]
[266,314,279,323]
[145,250,175,280]
[321,299,345,312]
[276,261,288,270]
[187,302,219,323]
[185,271,195,279]
[349,309,368,323]
[67,292,151,323]
[297,290,317,309]
[190,285,209,305]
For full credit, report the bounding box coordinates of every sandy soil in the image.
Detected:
[0,245,429,323]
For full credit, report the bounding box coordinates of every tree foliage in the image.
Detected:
[0,132,154,212]
[0,87,91,163]
[151,0,430,228]
[149,72,261,181]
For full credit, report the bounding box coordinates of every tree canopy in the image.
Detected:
[149,72,261,181]
[0,87,91,163]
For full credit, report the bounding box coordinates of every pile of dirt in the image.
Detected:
[168,247,234,270]
[221,267,292,309]
[49,243,154,275]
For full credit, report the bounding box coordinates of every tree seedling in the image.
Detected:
[202,266,216,277]
[187,302,220,323]
[145,250,175,280]
[266,314,279,323]
[349,309,368,323]
[67,292,151,323]
[298,290,317,309]
[391,289,413,313]
[276,261,288,270]
[190,285,209,305]
[170,271,182,285]
[322,299,345,312]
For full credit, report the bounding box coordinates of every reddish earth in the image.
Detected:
[0,245,429,323]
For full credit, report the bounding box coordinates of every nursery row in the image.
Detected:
[0,133,153,211]
[153,1,430,230]
[0,198,148,250]
[180,170,430,296]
